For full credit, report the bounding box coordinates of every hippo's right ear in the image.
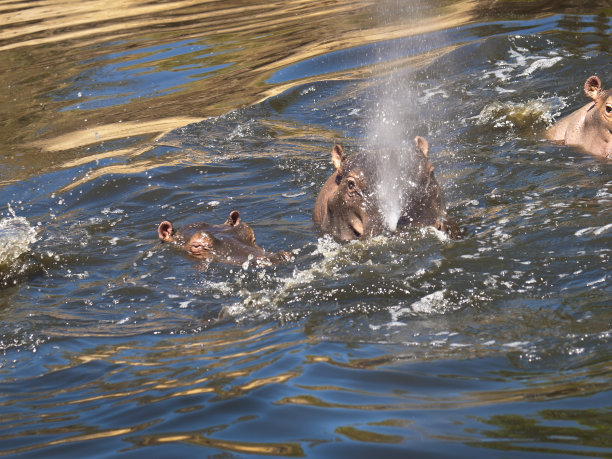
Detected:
[331,144,346,171]
[225,210,241,227]
[414,136,429,158]
[158,221,174,242]
[584,76,602,100]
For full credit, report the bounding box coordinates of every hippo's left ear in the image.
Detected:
[225,210,241,227]
[414,136,429,158]
[584,76,602,100]
[158,221,174,242]
[331,144,346,171]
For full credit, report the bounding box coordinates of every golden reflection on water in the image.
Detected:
[335,425,404,444]
[2,426,144,456]
[30,118,202,153]
[1,321,610,455]
[0,325,309,455]
[43,325,307,404]
[143,432,305,456]
[0,0,476,187]
[59,158,183,192]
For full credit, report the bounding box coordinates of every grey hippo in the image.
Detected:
[313,136,460,241]
[158,210,292,266]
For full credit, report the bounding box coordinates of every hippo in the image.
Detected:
[313,136,459,241]
[546,75,612,158]
[158,210,292,266]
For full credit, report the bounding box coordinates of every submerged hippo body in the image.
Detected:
[313,137,459,241]
[546,76,612,158]
[158,210,292,266]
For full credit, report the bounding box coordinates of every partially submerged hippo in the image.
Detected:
[546,75,612,158]
[313,136,459,241]
[158,210,292,266]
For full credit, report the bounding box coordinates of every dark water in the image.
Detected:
[1,1,611,457]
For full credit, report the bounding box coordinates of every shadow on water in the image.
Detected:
[0,0,611,457]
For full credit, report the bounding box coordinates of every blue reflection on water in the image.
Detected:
[53,39,234,110]
[267,16,568,84]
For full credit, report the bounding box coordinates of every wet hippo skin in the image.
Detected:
[158,210,292,266]
[546,75,612,158]
[313,136,460,241]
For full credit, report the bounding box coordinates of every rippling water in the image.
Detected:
[1,0,611,457]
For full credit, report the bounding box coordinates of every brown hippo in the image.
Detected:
[158,210,292,266]
[546,75,612,158]
[313,136,459,241]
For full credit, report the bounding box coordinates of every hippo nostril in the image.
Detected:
[190,241,210,254]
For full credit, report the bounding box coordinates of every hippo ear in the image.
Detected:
[584,76,602,100]
[414,136,429,158]
[158,221,174,242]
[225,210,241,227]
[331,144,346,171]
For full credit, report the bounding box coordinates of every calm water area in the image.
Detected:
[0,0,611,457]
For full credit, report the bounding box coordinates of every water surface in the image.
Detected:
[0,0,611,457]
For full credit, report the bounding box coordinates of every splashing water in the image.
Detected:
[367,94,420,232]
[365,2,432,233]
[474,97,566,130]
[0,205,37,266]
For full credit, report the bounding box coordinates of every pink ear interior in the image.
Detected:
[331,144,345,170]
[228,210,241,226]
[584,75,602,100]
[158,221,173,241]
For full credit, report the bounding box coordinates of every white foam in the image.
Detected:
[220,236,399,321]
[300,86,316,96]
[575,223,612,237]
[101,207,124,215]
[0,212,37,266]
[410,290,448,314]
[419,87,449,103]
[179,299,192,309]
[282,191,306,198]
[505,341,530,349]
[519,56,563,77]
[387,290,449,324]
[474,97,564,129]
[586,276,606,287]
[483,45,565,83]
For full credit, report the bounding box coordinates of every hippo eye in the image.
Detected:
[347,178,356,190]
[606,104,612,114]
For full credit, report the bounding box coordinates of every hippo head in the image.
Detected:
[546,75,612,157]
[313,136,455,241]
[158,219,215,258]
[323,144,383,241]
[183,230,214,257]
[584,76,612,136]
[157,210,258,259]
[157,210,292,266]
